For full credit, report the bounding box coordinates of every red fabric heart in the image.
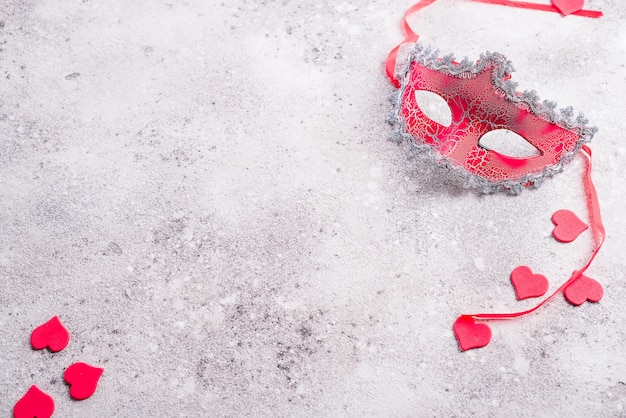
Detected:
[14,385,55,418]
[64,362,104,400]
[453,316,492,351]
[31,316,70,353]
[510,266,549,300]
[552,209,588,243]
[552,0,585,16]
[564,274,603,306]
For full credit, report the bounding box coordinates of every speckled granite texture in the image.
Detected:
[1,0,625,416]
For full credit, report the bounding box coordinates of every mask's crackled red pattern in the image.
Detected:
[394,46,596,193]
[403,56,580,185]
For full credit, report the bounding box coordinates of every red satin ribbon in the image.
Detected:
[387,1,606,323]
[385,0,436,87]
[473,0,603,18]
[466,145,605,320]
[385,0,603,87]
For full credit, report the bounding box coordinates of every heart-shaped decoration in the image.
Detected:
[510,266,549,300]
[31,316,70,352]
[64,362,104,400]
[564,274,603,306]
[552,0,585,16]
[453,316,492,351]
[14,385,55,418]
[552,209,588,243]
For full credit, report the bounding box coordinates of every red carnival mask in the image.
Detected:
[392,45,597,193]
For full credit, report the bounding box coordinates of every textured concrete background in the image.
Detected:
[1,0,625,416]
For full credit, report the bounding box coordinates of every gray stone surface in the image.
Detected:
[1,0,624,416]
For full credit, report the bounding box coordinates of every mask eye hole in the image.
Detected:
[414,90,452,127]
[478,129,541,158]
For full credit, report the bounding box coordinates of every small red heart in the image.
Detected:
[552,209,588,243]
[31,316,70,353]
[552,0,584,16]
[14,385,55,418]
[453,316,492,351]
[64,362,104,400]
[510,266,549,300]
[564,274,603,306]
